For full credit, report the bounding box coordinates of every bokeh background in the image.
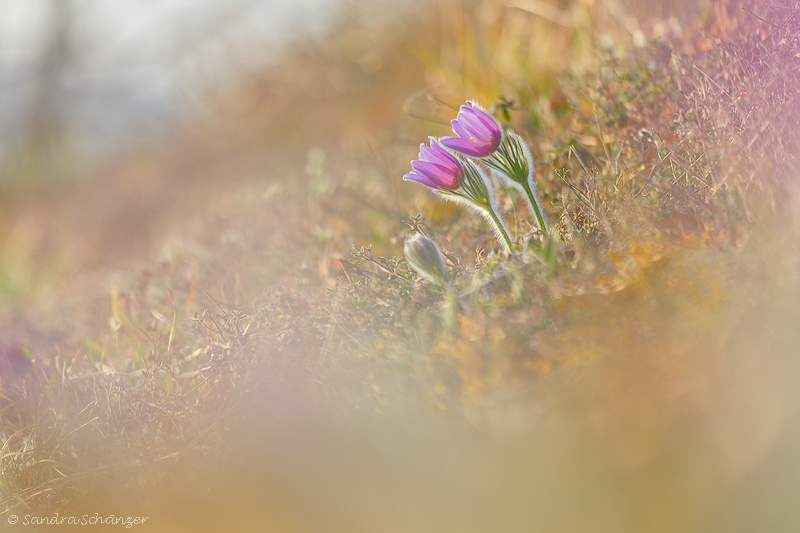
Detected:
[0,0,714,312]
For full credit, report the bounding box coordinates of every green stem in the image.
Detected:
[521,180,549,234]
[484,204,515,253]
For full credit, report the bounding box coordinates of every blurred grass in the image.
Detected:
[2,0,800,531]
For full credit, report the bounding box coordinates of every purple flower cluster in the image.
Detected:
[402,100,550,253]
[403,102,504,193]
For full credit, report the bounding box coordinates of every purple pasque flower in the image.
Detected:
[403,137,463,190]
[440,101,503,158]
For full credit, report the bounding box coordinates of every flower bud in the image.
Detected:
[404,234,450,286]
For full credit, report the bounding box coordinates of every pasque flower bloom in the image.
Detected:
[403,137,463,190]
[440,101,504,158]
[402,99,555,251]
[403,138,514,253]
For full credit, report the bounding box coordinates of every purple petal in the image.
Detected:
[458,106,501,151]
[451,119,470,139]
[460,103,501,136]
[419,143,441,161]
[411,160,459,188]
[459,111,492,139]
[427,137,460,162]
[404,137,464,190]
[440,136,487,158]
[465,101,492,121]
[403,171,438,188]
[419,143,456,166]
[473,109,501,134]
[466,102,499,131]
[410,159,450,176]
[439,135,460,147]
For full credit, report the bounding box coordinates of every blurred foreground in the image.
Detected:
[49,222,800,532]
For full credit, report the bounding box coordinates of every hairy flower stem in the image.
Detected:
[448,158,515,253]
[520,179,549,235]
[485,131,552,236]
[483,204,515,253]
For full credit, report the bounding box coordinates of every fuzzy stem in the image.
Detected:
[483,204,514,253]
[520,180,549,234]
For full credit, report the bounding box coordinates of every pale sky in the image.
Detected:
[0,0,340,151]
[0,0,338,69]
